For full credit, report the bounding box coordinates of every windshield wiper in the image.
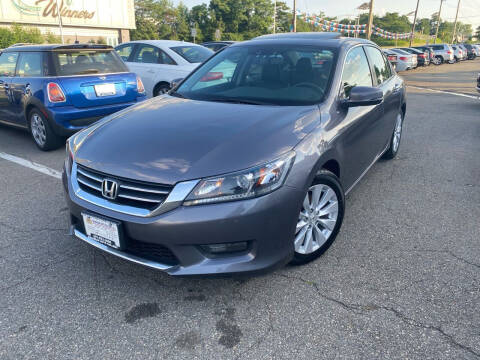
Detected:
[170,91,185,99]
[207,98,271,105]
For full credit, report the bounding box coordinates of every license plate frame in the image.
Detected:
[82,212,123,250]
[94,83,116,97]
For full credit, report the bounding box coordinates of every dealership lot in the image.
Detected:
[1,60,479,359]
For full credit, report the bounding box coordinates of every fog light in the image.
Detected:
[200,241,248,255]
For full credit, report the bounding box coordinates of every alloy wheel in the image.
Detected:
[295,184,339,255]
[31,114,47,147]
[392,113,403,153]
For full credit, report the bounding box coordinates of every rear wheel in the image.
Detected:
[291,170,345,265]
[433,56,443,65]
[153,83,170,97]
[29,109,63,151]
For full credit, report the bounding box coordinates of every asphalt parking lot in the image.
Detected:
[1,60,479,360]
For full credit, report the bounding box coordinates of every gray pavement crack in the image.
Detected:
[411,248,480,269]
[1,250,81,292]
[276,273,480,358]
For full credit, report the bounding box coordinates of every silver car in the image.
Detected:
[429,44,454,64]
[388,49,417,71]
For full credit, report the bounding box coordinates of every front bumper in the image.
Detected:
[63,170,304,276]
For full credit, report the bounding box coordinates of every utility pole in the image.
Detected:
[367,0,374,40]
[409,0,420,47]
[452,0,461,43]
[293,0,297,32]
[54,0,64,44]
[434,0,444,44]
[355,16,360,38]
[273,0,277,34]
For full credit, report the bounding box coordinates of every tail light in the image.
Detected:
[419,54,425,58]
[136,76,145,94]
[447,50,452,54]
[47,82,66,103]
[399,56,408,61]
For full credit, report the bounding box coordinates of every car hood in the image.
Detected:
[73,96,319,185]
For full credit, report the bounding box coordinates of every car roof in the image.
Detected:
[202,41,237,45]
[247,32,375,49]
[2,44,113,52]
[121,40,199,47]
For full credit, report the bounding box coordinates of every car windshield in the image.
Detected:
[52,50,127,76]
[170,46,213,63]
[174,45,336,106]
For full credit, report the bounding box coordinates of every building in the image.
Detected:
[0,0,135,46]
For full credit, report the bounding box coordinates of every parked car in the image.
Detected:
[115,40,213,98]
[201,41,237,52]
[0,44,146,150]
[63,32,406,276]
[461,44,477,59]
[451,45,466,61]
[382,49,398,70]
[472,44,480,56]
[388,48,417,70]
[477,73,480,93]
[429,44,455,64]
[395,48,429,66]
[412,46,436,63]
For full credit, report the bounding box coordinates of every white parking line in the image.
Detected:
[0,152,62,179]
[408,85,480,100]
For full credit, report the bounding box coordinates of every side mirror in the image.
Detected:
[170,78,184,90]
[341,86,383,108]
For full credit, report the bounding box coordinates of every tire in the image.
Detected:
[153,83,170,97]
[290,170,345,265]
[29,109,63,151]
[382,111,404,160]
[434,56,443,65]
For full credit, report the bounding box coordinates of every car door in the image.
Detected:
[9,51,45,126]
[129,44,178,97]
[336,46,384,189]
[0,51,19,124]
[364,46,400,151]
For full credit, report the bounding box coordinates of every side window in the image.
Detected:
[159,50,176,65]
[0,52,19,77]
[134,45,160,64]
[341,47,372,98]
[16,52,43,77]
[365,46,390,85]
[115,44,134,62]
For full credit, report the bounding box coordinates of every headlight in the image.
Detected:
[184,151,295,205]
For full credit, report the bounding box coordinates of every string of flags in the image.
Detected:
[297,11,412,39]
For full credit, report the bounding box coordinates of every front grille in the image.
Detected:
[76,164,173,211]
[126,239,179,265]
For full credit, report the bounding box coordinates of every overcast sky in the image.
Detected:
[174,0,480,29]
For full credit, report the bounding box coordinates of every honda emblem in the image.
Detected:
[102,179,118,200]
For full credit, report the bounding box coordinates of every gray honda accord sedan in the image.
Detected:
[63,33,406,276]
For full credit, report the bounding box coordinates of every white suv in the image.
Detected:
[429,44,454,64]
[115,40,213,97]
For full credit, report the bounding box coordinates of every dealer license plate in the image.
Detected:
[82,213,121,249]
[94,83,116,97]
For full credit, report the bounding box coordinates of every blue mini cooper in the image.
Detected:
[0,44,146,150]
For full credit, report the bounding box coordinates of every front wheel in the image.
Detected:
[29,109,63,151]
[433,56,442,65]
[291,170,345,265]
[382,112,404,160]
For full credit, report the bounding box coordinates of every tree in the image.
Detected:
[475,25,480,40]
